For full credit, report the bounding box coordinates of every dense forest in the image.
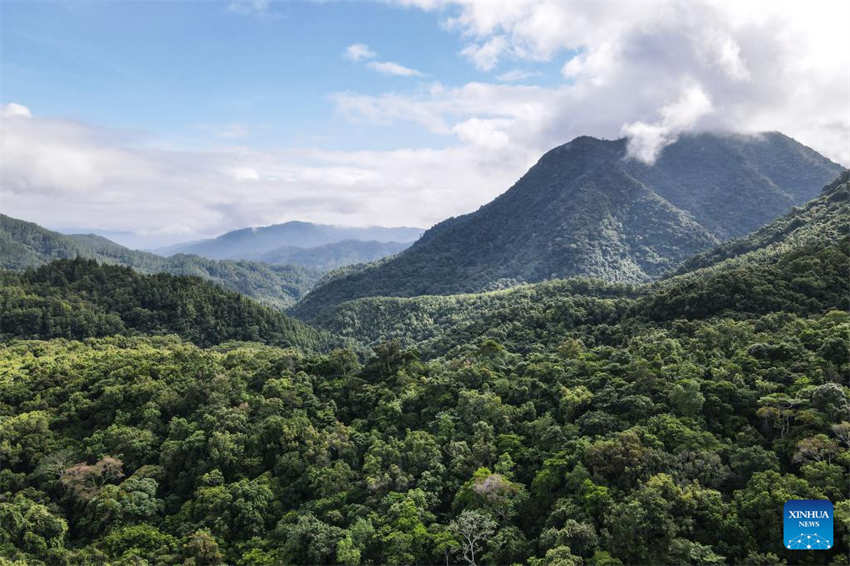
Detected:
[1,171,849,564]
[0,259,334,352]
[1,303,848,564]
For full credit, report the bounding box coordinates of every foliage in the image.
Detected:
[0,299,848,563]
[0,259,336,351]
[1,167,849,564]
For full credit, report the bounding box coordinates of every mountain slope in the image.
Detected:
[293,132,842,319]
[158,221,423,261]
[0,258,335,350]
[307,173,850,356]
[0,214,319,309]
[256,239,410,271]
[675,170,850,272]
[638,171,850,320]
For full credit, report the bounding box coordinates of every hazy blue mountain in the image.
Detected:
[157,221,424,261]
[293,131,843,319]
[0,214,320,309]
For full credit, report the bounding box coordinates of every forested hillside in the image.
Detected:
[309,233,848,358]
[0,215,320,309]
[256,240,410,271]
[677,170,850,272]
[0,259,333,351]
[293,132,842,319]
[311,279,636,355]
[1,171,849,564]
[1,303,848,564]
[304,173,850,355]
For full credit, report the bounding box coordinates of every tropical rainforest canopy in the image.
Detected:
[0,172,848,565]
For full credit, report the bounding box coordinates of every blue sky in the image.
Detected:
[2,1,848,248]
[2,1,561,152]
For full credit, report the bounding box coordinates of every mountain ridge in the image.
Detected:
[292,131,843,320]
[0,214,320,309]
[0,257,336,351]
[305,171,850,353]
[156,221,424,261]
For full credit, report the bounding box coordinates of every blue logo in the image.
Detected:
[784,500,833,550]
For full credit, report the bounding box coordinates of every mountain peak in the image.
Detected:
[293,131,844,319]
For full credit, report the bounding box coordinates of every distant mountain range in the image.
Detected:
[0,216,427,307]
[292,131,844,320]
[156,221,424,268]
[0,215,320,309]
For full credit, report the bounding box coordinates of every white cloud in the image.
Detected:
[461,35,508,70]
[344,43,376,62]
[366,61,424,77]
[388,0,850,165]
[452,118,511,149]
[496,69,540,82]
[622,84,714,163]
[345,43,425,78]
[229,166,260,182]
[2,103,32,118]
[0,108,536,247]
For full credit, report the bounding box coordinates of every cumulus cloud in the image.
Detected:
[389,0,850,165]
[3,103,32,118]
[453,118,511,149]
[461,36,509,71]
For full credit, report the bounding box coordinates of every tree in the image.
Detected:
[668,379,705,418]
[335,533,361,566]
[455,467,527,521]
[377,489,434,565]
[528,545,583,566]
[832,421,850,448]
[793,434,838,465]
[182,529,224,565]
[450,510,496,566]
